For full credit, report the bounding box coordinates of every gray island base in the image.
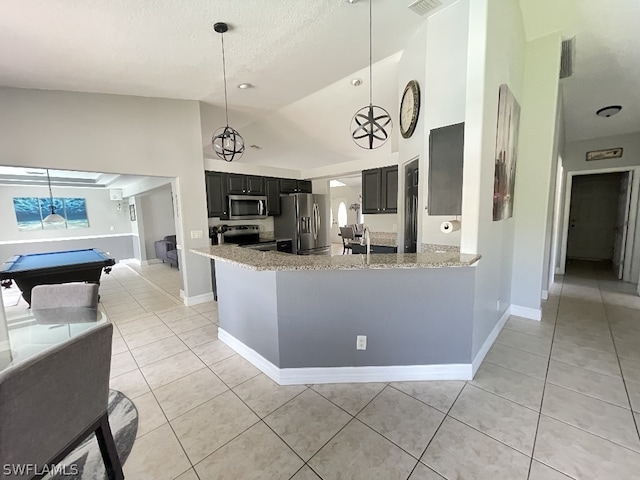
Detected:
[191,246,481,385]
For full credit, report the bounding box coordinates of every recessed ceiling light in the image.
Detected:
[238,83,253,89]
[596,105,622,117]
[330,180,347,187]
[348,0,358,3]
[351,78,362,87]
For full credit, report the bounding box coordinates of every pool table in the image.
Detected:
[0,248,115,306]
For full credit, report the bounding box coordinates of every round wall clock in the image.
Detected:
[400,80,420,139]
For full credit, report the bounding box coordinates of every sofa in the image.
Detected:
[155,235,179,269]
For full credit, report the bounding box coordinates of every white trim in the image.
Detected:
[555,267,562,274]
[183,292,214,306]
[510,304,541,321]
[0,233,135,245]
[541,290,549,300]
[179,289,185,299]
[218,328,472,385]
[471,306,511,375]
[141,258,162,266]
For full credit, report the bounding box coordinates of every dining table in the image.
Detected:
[0,307,106,372]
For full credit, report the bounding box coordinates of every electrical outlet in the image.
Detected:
[356,335,367,350]
[496,299,500,311]
[191,230,204,239]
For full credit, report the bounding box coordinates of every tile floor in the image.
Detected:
[4,260,640,479]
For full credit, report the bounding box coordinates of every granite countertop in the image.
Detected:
[190,245,481,271]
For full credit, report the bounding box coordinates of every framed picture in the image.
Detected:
[129,204,136,221]
[492,84,521,221]
[586,148,623,161]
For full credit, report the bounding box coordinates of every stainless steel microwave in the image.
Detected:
[228,195,268,220]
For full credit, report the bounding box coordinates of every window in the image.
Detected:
[338,202,347,227]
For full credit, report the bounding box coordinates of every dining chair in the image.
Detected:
[30,282,99,309]
[339,226,358,254]
[0,322,124,480]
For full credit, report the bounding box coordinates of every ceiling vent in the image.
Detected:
[560,37,575,79]
[407,0,442,16]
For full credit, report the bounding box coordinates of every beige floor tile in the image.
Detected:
[534,415,640,479]
[389,381,465,413]
[309,419,416,480]
[542,383,640,451]
[408,463,445,480]
[192,339,236,365]
[110,351,138,378]
[233,373,307,418]
[135,391,168,438]
[154,368,228,420]
[171,390,259,464]
[130,335,188,367]
[194,421,303,479]
[553,330,616,355]
[191,301,218,314]
[264,388,351,460]
[555,320,611,339]
[311,382,387,415]
[470,362,545,410]
[546,360,629,408]
[485,343,548,380]
[122,323,175,349]
[291,465,322,479]
[110,368,150,399]
[178,323,218,348]
[495,329,552,357]
[421,417,530,480]
[157,306,200,322]
[124,423,191,480]
[165,315,213,335]
[357,386,444,458]
[111,336,128,355]
[615,338,640,362]
[141,350,206,389]
[550,342,621,377]
[174,468,199,480]
[117,314,163,335]
[209,354,261,388]
[504,315,554,339]
[626,380,640,412]
[528,461,574,480]
[449,383,539,454]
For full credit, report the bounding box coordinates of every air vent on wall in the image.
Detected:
[560,37,575,79]
[407,0,442,16]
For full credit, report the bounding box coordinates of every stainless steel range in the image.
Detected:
[210,225,291,252]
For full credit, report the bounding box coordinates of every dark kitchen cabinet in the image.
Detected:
[362,165,398,214]
[227,174,264,195]
[265,177,281,216]
[428,122,464,215]
[351,244,398,254]
[205,171,228,218]
[280,178,312,194]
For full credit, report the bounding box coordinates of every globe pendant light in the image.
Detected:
[350,0,392,149]
[43,169,66,224]
[212,22,244,162]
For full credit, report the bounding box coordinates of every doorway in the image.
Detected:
[404,159,419,253]
[566,171,633,278]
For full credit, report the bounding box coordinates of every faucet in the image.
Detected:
[362,225,371,255]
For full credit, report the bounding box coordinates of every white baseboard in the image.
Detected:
[510,304,542,321]
[471,306,511,376]
[541,290,549,300]
[179,289,185,299]
[218,328,472,385]
[142,258,162,266]
[183,292,214,306]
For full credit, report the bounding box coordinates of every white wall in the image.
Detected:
[0,87,211,301]
[140,186,176,260]
[462,0,526,358]
[0,185,131,242]
[330,186,361,241]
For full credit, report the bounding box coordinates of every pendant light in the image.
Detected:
[212,22,245,162]
[43,169,66,224]
[350,0,392,149]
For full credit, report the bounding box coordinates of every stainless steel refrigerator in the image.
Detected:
[274,193,330,255]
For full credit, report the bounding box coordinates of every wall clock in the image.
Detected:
[400,80,420,139]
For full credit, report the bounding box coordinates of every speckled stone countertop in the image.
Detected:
[191,245,480,271]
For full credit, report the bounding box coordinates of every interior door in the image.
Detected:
[567,173,622,261]
[404,159,419,253]
[613,171,633,278]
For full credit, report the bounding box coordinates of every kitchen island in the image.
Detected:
[191,245,481,384]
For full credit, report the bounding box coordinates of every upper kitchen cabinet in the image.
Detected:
[227,174,265,195]
[428,122,464,215]
[362,166,398,214]
[280,178,312,194]
[264,177,281,216]
[205,171,228,218]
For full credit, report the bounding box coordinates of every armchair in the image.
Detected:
[154,235,179,269]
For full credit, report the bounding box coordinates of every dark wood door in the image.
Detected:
[362,169,381,213]
[381,166,398,213]
[227,174,246,194]
[296,180,312,193]
[205,172,228,218]
[404,160,419,253]
[280,178,298,194]
[246,176,265,194]
[428,122,464,215]
[265,177,281,216]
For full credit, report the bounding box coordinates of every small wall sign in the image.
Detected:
[586,148,623,161]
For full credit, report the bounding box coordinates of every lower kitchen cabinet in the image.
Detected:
[351,244,398,254]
